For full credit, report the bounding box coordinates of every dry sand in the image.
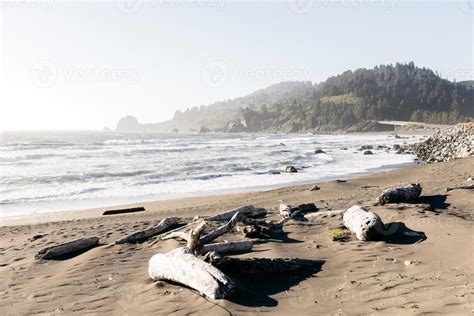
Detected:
[0,157,473,315]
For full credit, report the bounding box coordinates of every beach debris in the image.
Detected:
[304,210,344,220]
[375,183,422,205]
[363,150,374,155]
[149,247,234,299]
[382,203,432,211]
[314,149,326,154]
[284,165,298,173]
[35,236,99,260]
[343,206,384,241]
[207,254,322,274]
[102,207,145,216]
[199,240,253,255]
[279,204,293,219]
[467,177,473,182]
[310,184,320,191]
[206,205,266,222]
[29,234,44,242]
[446,185,474,192]
[115,217,180,244]
[404,260,413,266]
[336,179,347,183]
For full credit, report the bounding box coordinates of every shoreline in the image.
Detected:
[0,160,416,224]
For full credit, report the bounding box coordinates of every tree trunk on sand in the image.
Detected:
[148,247,234,299]
[376,183,422,205]
[36,237,99,259]
[148,221,235,299]
[115,217,180,244]
[343,206,384,241]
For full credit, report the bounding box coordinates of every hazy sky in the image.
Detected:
[0,0,472,130]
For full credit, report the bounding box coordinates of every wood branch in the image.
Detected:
[187,221,207,252]
[382,203,432,210]
[446,185,474,192]
[161,231,190,242]
[198,240,253,255]
[200,212,241,245]
[375,183,422,205]
[35,237,99,259]
[206,205,266,221]
[115,217,180,244]
[208,256,322,274]
[148,247,234,299]
[102,207,145,215]
[343,205,384,241]
[304,210,344,220]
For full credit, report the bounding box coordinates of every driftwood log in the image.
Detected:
[103,207,145,215]
[343,206,384,241]
[199,240,253,255]
[115,217,180,244]
[206,205,266,221]
[375,183,422,205]
[35,237,99,259]
[148,221,235,299]
[208,255,322,274]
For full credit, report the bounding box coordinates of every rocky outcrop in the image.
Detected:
[116,116,141,131]
[411,123,473,163]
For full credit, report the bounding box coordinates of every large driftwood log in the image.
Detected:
[375,183,422,205]
[206,205,266,221]
[148,247,234,299]
[208,256,322,274]
[35,237,99,259]
[148,221,234,299]
[115,217,180,244]
[343,206,384,241]
[199,240,253,255]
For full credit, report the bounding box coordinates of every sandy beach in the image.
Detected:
[0,157,473,315]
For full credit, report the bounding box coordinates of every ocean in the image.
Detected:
[0,131,422,218]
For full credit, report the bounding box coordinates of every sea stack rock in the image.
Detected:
[116,116,141,131]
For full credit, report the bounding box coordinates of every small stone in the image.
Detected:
[363,150,374,155]
[404,260,412,266]
[314,149,326,154]
[284,166,298,173]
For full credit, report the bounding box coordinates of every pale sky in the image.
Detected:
[0,0,472,131]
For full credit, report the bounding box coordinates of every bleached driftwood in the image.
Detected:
[375,183,422,205]
[343,206,384,241]
[208,255,322,274]
[206,205,266,221]
[199,240,253,255]
[446,185,474,192]
[148,247,234,299]
[148,221,234,299]
[159,205,264,241]
[161,231,190,242]
[383,203,432,211]
[279,204,293,219]
[35,237,99,259]
[304,210,344,220]
[115,217,180,244]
